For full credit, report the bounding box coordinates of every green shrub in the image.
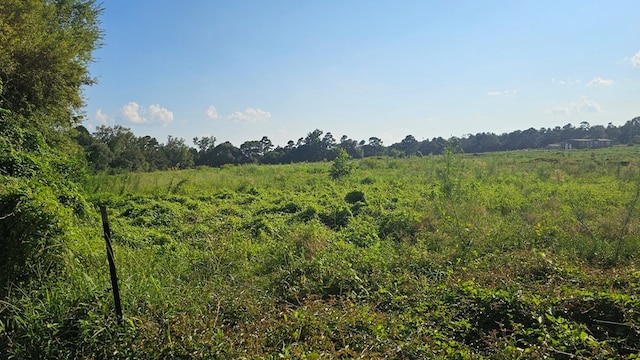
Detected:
[319,206,352,229]
[344,190,366,204]
[0,178,75,292]
[0,124,88,293]
[378,210,422,242]
[329,149,354,179]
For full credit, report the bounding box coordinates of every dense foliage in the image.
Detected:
[0,0,102,138]
[0,0,102,296]
[2,147,640,358]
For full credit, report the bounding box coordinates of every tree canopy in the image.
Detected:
[73,117,640,174]
[0,0,102,137]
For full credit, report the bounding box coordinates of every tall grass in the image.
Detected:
[2,146,639,358]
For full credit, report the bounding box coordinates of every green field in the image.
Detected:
[3,146,640,358]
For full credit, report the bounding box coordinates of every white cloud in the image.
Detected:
[121,102,174,126]
[632,50,640,68]
[547,96,602,116]
[148,104,174,126]
[487,90,517,97]
[226,108,271,122]
[206,105,219,119]
[587,77,613,87]
[122,102,145,124]
[95,108,109,125]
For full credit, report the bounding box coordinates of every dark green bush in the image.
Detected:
[344,190,366,204]
[279,202,301,214]
[297,206,318,222]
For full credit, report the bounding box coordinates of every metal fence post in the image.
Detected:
[100,205,123,325]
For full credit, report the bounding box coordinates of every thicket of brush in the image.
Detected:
[2,146,639,358]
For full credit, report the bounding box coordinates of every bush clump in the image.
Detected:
[319,206,352,229]
[344,190,366,204]
[329,149,354,179]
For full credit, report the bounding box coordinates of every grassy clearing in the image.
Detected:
[2,146,640,358]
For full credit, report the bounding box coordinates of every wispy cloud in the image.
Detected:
[121,102,174,126]
[487,90,517,97]
[587,77,613,87]
[547,96,602,116]
[632,50,640,68]
[206,105,219,119]
[552,78,581,86]
[226,108,271,122]
[95,108,109,125]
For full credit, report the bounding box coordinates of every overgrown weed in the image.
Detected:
[3,146,640,357]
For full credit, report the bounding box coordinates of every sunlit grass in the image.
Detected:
[3,146,640,358]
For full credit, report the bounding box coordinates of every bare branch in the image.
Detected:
[0,212,15,220]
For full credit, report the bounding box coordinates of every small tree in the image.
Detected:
[330,149,354,179]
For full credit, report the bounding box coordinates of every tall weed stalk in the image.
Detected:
[435,140,473,262]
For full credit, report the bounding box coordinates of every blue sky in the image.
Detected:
[83,1,640,147]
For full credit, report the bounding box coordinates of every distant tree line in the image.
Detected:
[75,118,640,172]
